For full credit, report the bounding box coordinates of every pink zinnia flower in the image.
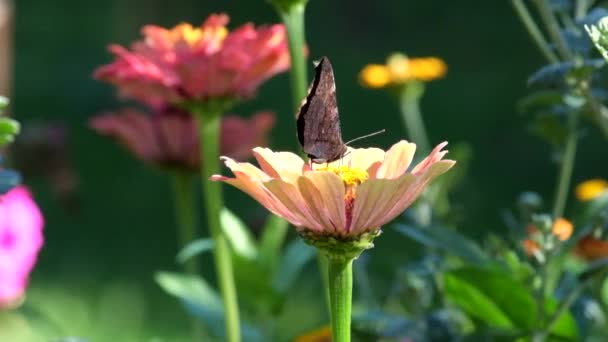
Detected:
[212,141,454,239]
[90,108,275,173]
[94,13,290,107]
[0,186,44,307]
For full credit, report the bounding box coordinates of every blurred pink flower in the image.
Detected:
[94,13,291,107]
[212,141,454,238]
[0,186,44,307]
[90,108,275,173]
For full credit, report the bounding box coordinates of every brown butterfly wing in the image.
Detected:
[296,57,347,163]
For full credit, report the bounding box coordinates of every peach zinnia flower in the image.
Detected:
[0,186,44,307]
[212,141,454,240]
[94,13,290,107]
[90,108,274,173]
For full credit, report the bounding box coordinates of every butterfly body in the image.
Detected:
[296,57,347,164]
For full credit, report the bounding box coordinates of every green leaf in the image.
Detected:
[395,224,489,266]
[272,238,316,294]
[258,214,290,272]
[220,207,257,260]
[0,96,9,110]
[517,90,564,115]
[0,117,19,135]
[0,117,19,147]
[442,267,578,339]
[155,271,265,341]
[176,238,214,264]
[443,271,515,328]
[155,271,223,317]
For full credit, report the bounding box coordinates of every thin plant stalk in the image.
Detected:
[327,256,353,342]
[511,0,560,63]
[194,112,241,342]
[278,3,308,111]
[552,110,579,219]
[511,3,584,341]
[171,172,198,274]
[260,2,309,275]
[398,82,431,154]
[171,172,204,341]
[274,0,334,314]
[531,0,574,60]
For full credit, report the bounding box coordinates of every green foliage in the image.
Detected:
[395,224,490,266]
[443,267,578,340]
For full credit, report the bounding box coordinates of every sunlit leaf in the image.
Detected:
[220,207,258,260]
[443,267,578,339]
[155,271,266,341]
[443,271,515,329]
[176,238,214,264]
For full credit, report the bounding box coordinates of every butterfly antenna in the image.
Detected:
[345,129,386,145]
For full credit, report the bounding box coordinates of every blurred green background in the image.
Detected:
[8,0,608,340]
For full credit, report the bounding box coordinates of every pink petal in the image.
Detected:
[411,142,450,175]
[376,140,417,179]
[298,171,347,235]
[252,147,306,181]
[264,179,325,232]
[350,160,455,234]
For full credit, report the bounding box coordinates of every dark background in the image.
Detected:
[10,0,608,340]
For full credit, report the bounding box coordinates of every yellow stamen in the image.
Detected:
[359,64,391,88]
[318,165,368,187]
[201,26,229,42]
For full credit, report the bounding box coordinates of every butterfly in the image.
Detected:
[296,57,348,164]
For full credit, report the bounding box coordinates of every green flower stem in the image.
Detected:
[552,110,579,219]
[327,256,353,342]
[194,112,241,342]
[274,2,336,318]
[278,3,308,111]
[398,82,431,155]
[171,173,198,274]
[171,172,205,341]
[510,0,559,63]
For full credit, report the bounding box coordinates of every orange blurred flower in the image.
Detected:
[575,178,608,201]
[90,108,274,173]
[522,217,573,255]
[212,141,454,239]
[575,235,608,261]
[359,53,447,89]
[294,325,331,342]
[94,13,291,107]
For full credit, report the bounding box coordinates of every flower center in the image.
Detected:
[183,26,203,45]
[318,165,368,187]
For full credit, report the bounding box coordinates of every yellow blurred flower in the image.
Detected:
[359,53,447,88]
[358,64,391,88]
[575,179,608,201]
[522,217,573,256]
[294,325,331,342]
